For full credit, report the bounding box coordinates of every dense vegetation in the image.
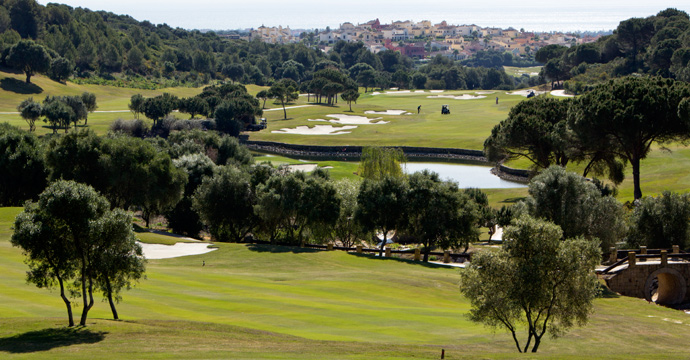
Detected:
[535,8,690,92]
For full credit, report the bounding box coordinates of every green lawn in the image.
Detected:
[2,207,690,359]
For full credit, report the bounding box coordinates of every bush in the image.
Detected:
[110,118,149,137]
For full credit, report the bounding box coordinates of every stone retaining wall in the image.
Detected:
[243,140,531,181]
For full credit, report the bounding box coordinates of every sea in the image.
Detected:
[37,1,690,33]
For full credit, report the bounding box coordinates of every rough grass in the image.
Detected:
[2,207,690,359]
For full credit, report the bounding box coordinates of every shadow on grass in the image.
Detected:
[597,283,620,299]
[0,327,107,353]
[245,243,322,254]
[500,197,526,204]
[0,78,43,94]
[347,252,457,269]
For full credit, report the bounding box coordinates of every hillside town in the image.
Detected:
[249,19,602,59]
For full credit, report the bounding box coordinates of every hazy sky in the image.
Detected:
[37,1,690,31]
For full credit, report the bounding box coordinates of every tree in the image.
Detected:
[268,79,299,119]
[178,97,210,119]
[222,63,245,83]
[404,171,478,261]
[460,215,600,353]
[356,68,377,93]
[90,209,145,320]
[100,135,186,226]
[255,171,340,245]
[0,124,47,206]
[81,92,98,126]
[17,97,42,132]
[42,98,74,133]
[484,97,572,170]
[355,176,408,256]
[129,94,145,119]
[341,89,360,111]
[569,76,690,199]
[12,180,144,326]
[167,153,216,238]
[143,94,178,127]
[627,191,690,249]
[256,90,269,109]
[49,57,73,83]
[6,39,51,83]
[12,181,105,326]
[358,147,406,180]
[10,0,40,39]
[126,47,145,73]
[524,166,625,251]
[332,179,369,248]
[214,95,262,136]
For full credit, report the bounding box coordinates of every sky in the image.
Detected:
[37,1,690,32]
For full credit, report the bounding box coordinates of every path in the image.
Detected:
[263,105,315,112]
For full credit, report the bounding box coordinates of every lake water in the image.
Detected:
[404,162,527,189]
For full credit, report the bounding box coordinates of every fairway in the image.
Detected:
[2,207,690,359]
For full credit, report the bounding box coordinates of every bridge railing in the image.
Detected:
[598,246,690,275]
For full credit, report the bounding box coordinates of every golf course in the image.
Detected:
[3,67,690,359]
[2,205,690,359]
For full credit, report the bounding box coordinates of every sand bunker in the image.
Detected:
[308,114,389,125]
[429,90,445,93]
[287,164,318,172]
[475,91,495,95]
[507,90,547,97]
[139,242,217,259]
[550,90,575,97]
[272,125,357,135]
[427,94,486,100]
[364,110,410,115]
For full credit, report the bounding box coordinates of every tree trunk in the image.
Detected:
[531,334,542,353]
[25,72,31,84]
[58,276,75,327]
[106,277,119,320]
[79,270,94,326]
[282,100,287,119]
[631,156,642,200]
[349,102,352,111]
[423,246,430,262]
[379,231,387,257]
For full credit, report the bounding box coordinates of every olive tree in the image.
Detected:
[460,215,600,353]
[12,180,145,326]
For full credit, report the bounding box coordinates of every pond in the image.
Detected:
[404,162,527,189]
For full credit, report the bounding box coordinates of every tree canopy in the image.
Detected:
[460,215,600,353]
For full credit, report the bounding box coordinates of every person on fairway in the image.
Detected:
[417,105,421,114]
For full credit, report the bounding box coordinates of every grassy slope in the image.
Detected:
[2,207,690,359]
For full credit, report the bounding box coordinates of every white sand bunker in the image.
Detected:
[508,90,547,97]
[429,90,445,93]
[550,90,575,97]
[364,110,410,115]
[427,94,487,100]
[139,242,217,259]
[308,114,389,125]
[475,91,495,94]
[272,125,357,135]
[287,164,318,172]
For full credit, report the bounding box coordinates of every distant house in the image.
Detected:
[402,43,426,58]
